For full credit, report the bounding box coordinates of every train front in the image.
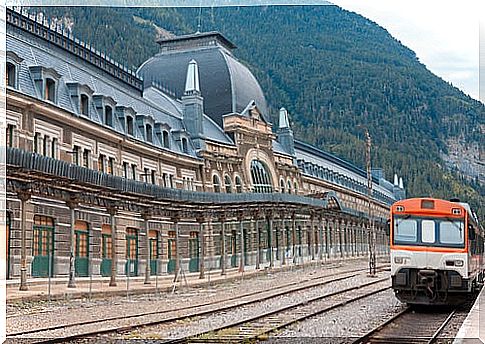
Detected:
[390,198,470,305]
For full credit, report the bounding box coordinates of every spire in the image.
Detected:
[279,107,290,129]
[184,59,200,95]
[394,174,399,186]
[399,177,404,189]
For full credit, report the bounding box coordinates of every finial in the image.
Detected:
[394,174,399,186]
[399,177,404,189]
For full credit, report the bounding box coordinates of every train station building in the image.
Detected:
[5,7,406,289]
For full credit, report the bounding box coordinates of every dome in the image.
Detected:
[138,32,268,127]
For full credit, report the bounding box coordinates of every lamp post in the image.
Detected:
[364,129,377,277]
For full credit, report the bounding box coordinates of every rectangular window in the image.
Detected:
[151,170,156,185]
[123,162,129,178]
[144,168,149,183]
[6,124,15,148]
[73,145,80,165]
[43,135,49,156]
[108,157,115,175]
[131,164,137,180]
[162,173,167,187]
[421,220,435,243]
[394,218,417,244]
[82,149,90,168]
[34,133,40,153]
[439,220,464,246]
[51,138,57,159]
[98,154,105,172]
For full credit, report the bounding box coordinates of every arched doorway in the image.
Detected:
[74,220,89,277]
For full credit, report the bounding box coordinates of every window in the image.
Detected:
[80,94,89,116]
[107,157,115,175]
[235,176,242,193]
[126,116,134,136]
[224,175,232,193]
[42,135,49,156]
[6,124,15,147]
[51,138,57,159]
[146,124,153,143]
[280,179,285,193]
[250,160,273,193]
[287,180,292,194]
[440,220,464,245]
[162,130,170,148]
[213,175,221,193]
[394,218,417,243]
[45,78,56,102]
[82,149,90,168]
[6,63,16,88]
[123,162,129,178]
[72,145,80,165]
[105,106,113,127]
[144,168,150,182]
[34,133,40,153]
[98,154,106,172]
[421,220,435,243]
[169,175,174,188]
[162,173,168,187]
[181,138,188,154]
[294,182,298,193]
[131,164,137,180]
[151,170,156,185]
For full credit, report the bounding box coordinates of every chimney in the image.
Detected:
[182,60,204,149]
[277,107,295,158]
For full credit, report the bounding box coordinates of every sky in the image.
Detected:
[331,0,483,102]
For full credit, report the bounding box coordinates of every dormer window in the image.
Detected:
[126,116,134,136]
[146,124,153,143]
[162,130,170,149]
[181,137,188,154]
[105,106,113,127]
[6,63,16,88]
[80,94,89,116]
[45,78,56,102]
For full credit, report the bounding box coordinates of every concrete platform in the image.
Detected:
[454,286,485,344]
[7,257,367,303]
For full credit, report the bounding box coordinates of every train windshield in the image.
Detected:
[393,216,465,248]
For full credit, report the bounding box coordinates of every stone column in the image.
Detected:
[268,215,274,268]
[339,219,344,258]
[67,196,78,288]
[198,217,206,279]
[143,211,151,285]
[282,218,286,266]
[220,216,226,275]
[291,214,296,262]
[238,215,245,273]
[318,217,324,261]
[310,216,315,260]
[173,217,181,280]
[108,206,118,287]
[18,190,31,291]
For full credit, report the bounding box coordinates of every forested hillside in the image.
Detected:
[36,6,484,219]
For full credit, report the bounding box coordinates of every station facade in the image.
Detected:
[5,8,405,287]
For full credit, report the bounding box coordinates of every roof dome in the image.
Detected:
[138,32,268,127]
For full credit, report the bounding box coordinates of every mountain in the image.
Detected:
[34,6,485,220]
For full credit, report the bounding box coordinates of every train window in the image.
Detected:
[439,220,464,245]
[394,218,417,244]
[421,220,435,243]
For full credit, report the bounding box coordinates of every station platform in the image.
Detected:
[454,286,485,344]
[6,257,371,303]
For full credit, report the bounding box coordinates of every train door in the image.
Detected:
[149,230,159,275]
[167,230,176,273]
[231,230,237,267]
[125,228,138,276]
[189,231,199,272]
[74,221,89,277]
[100,224,112,277]
[31,215,54,277]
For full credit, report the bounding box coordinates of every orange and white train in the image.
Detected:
[390,198,484,305]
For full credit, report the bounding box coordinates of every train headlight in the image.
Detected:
[394,257,409,264]
[454,260,464,267]
[445,259,464,267]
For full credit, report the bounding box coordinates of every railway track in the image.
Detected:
[167,277,391,343]
[7,264,389,343]
[352,307,458,344]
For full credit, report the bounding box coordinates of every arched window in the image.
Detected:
[80,94,89,116]
[250,160,273,193]
[213,174,221,193]
[280,179,285,193]
[105,106,113,127]
[294,181,298,193]
[287,180,292,194]
[181,137,188,154]
[45,78,56,102]
[235,176,242,193]
[6,62,16,88]
[224,175,232,193]
[126,116,134,136]
[146,124,153,143]
[162,130,170,148]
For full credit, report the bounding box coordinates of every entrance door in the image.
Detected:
[149,230,159,275]
[188,231,199,272]
[167,231,176,273]
[74,221,89,277]
[100,224,112,277]
[125,228,138,276]
[32,215,54,277]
